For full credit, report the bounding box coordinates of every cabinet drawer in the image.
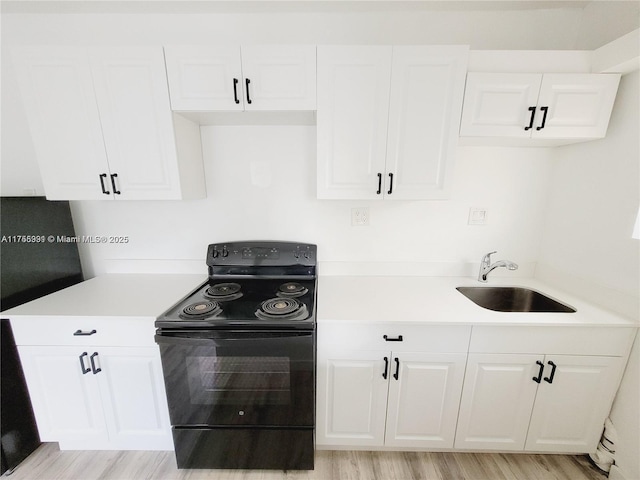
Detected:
[318,322,471,353]
[10,317,156,347]
[469,326,635,356]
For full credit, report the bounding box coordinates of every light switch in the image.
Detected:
[468,207,488,225]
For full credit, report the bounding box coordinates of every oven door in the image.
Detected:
[155,329,314,427]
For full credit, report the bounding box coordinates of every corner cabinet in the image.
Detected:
[317,46,468,200]
[11,317,173,450]
[11,47,205,201]
[454,326,631,453]
[459,73,621,142]
[316,323,470,448]
[164,45,317,111]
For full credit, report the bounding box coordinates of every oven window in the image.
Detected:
[186,356,291,405]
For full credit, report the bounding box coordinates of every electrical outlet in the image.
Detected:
[351,207,370,226]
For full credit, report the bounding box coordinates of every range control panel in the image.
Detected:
[206,241,316,268]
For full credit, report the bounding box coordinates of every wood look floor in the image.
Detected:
[4,443,607,480]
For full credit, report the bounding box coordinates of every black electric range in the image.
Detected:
[155,241,317,471]
[156,241,316,330]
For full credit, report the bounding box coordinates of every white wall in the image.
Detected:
[536,71,640,480]
[537,71,640,319]
[70,125,553,277]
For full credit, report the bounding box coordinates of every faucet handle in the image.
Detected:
[482,251,497,263]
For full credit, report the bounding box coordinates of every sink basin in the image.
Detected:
[456,286,576,313]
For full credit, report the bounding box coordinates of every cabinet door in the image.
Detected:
[385,352,466,448]
[164,46,244,111]
[241,46,316,111]
[11,47,112,200]
[93,347,173,450]
[385,46,467,200]
[455,353,540,451]
[317,46,392,199]
[90,47,183,200]
[532,74,621,139]
[316,350,389,446]
[459,73,543,138]
[17,346,108,448]
[525,355,623,453]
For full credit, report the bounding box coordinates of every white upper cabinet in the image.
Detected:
[534,74,621,139]
[460,72,621,142]
[386,46,468,200]
[317,45,468,200]
[12,46,205,201]
[164,45,316,111]
[11,48,112,200]
[164,46,243,111]
[240,46,317,111]
[317,46,392,200]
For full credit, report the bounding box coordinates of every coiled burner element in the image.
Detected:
[180,301,222,319]
[276,282,308,298]
[204,282,243,301]
[255,298,309,321]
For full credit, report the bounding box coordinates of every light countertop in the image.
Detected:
[317,275,638,327]
[2,274,206,319]
[2,273,637,328]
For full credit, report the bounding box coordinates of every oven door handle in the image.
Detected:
[155,331,313,346]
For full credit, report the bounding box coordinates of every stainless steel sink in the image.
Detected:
[456,286,576,313]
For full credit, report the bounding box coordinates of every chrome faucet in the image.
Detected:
[478,251,518,283]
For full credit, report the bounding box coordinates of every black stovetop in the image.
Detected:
[156,241,317,330]
[156,277,316,330]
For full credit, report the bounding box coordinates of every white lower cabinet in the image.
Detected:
[385,352,467,448]
[318,350,466,448]
[17,346,108,447]
[454,353,545,451]
[316,323,470,449]
[455,326,629,453]
[17,345,172,450]
[318,323,633,454]
[318,351,389,446]
[524,355,623,452]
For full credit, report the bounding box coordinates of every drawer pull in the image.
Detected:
[79,352,91,374]
[532,360,544,384]
[90,352,102,374]
[543,361,557,384]
[383,335,403,342]
[393,357,400,380]
[382,356,389,379]
[73,329,97,336]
